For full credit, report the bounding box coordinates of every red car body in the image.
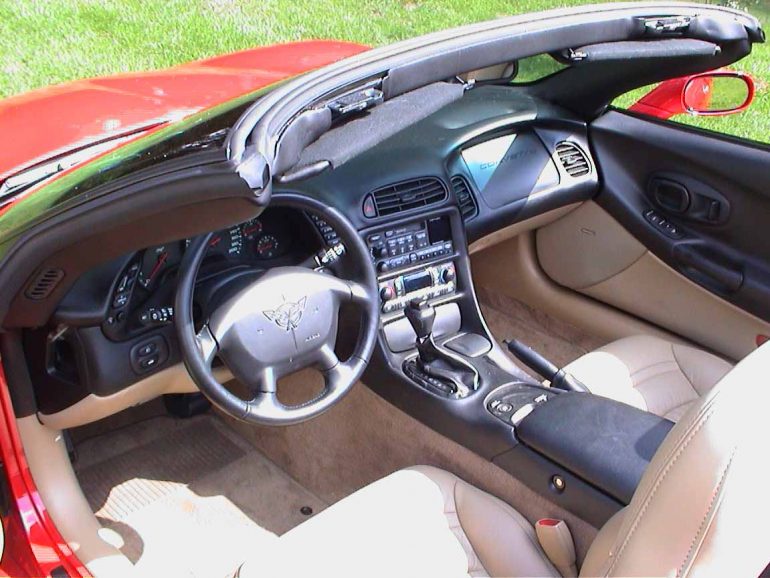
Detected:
[0,37,755,577]
[0,40,368,183]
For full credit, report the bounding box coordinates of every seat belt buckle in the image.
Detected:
[535,518,577,577]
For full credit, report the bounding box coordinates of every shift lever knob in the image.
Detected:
[405,299,435,340]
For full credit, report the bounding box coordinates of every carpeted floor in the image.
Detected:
[73,413,326,578]
[476,286,605,377]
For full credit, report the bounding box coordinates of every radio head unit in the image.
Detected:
[367,215,453,274]
[366,215,458,315]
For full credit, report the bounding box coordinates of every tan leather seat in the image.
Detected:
[239,343,769,577]
[563,335,732,421]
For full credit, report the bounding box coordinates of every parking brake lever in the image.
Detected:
[504,339,588,393]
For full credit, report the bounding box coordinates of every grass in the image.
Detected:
[0,0,768,143]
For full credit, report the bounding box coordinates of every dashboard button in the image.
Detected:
[112,292,129,308]
[137,342,157,357]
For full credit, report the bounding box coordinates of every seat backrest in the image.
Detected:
[581,342,770,577]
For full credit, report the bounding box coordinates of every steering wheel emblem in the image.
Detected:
[262,296,307,331]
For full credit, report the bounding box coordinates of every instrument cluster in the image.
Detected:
[136,208,302,292]
[102,207,330,341]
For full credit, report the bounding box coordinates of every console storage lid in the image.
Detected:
[516,392,674,504]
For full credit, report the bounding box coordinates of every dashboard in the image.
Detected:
[101,207,339,341]
[24,208,340,415]
[27,85,598,418]
[134,208,326,294]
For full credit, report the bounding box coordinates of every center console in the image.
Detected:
[361,206,673,530]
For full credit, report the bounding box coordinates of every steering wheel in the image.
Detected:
[175,193,379,425]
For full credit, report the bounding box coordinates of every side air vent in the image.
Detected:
[369,177,447,217]
[25,268,64,300]
[556,142,591,178]
[451,176,478,221]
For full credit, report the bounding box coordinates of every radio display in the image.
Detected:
[403,271,432,293]
[427,216,451,244]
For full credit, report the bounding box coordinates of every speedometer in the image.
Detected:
[206,226,243,259]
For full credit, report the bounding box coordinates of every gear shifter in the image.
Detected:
[404,298,435,340]
[403,299,479,397]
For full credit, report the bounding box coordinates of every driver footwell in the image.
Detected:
[73,413,327,577]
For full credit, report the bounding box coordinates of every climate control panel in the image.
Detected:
[378,262,456,313]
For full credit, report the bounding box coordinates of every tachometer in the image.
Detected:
[206,226,243,259]
[138,243,183,290]
[255,234,280,259]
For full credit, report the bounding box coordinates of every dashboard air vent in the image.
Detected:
[370,177,447,217]
[451,176,478,221]
[25,267,64,300]
[555,142,591,178]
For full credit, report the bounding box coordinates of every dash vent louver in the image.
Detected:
[555,142,591,178]
[370,177,447,217]
[451,176,478,221]
[25,267,64,300]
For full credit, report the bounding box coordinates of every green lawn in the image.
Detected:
[0,0,767,144]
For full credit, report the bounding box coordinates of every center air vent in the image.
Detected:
[451,176,478,221]
[555,142,591,178]
[368,177,447,217]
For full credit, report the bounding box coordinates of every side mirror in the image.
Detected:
[629,70,755,120]
[682,71,754,116]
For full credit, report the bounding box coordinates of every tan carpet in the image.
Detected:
[477,286,605,378]
[223,371,599,563]
[74,414,327,578]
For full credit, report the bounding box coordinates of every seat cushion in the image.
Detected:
[239,465,559,578]
[563,335,732,422]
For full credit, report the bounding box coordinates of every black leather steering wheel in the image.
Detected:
[175,193,379,425]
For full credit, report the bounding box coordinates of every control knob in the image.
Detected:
[440,267,456,283]
[380,285,395,301]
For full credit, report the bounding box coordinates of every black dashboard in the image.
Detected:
[29,86,598,416]
[99,207,337,342]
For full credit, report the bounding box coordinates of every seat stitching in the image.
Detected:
[626,359,679,376]
[679,449,735,577]
[670,344,700,397]
[630,367,692,391]
[608,401,719,573]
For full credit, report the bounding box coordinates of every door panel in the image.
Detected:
[565,109,770,353]
[537,202,769,360]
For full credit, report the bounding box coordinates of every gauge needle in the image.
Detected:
[209,236,222,247]
[147,252,168,283]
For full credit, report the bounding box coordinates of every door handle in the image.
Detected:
[647,173,730,224]
[673,244,743,294]
[650,178,690,213]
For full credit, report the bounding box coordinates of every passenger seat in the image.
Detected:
[563,335,732,422]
